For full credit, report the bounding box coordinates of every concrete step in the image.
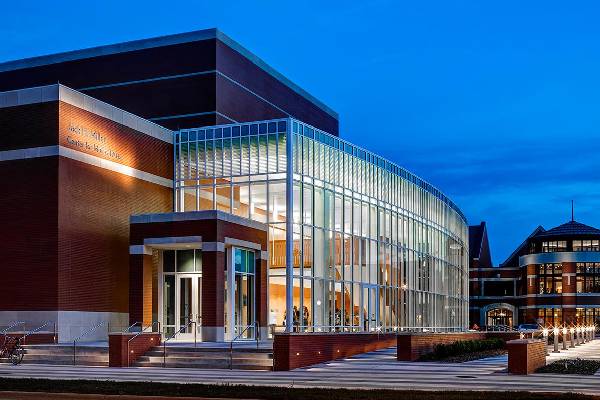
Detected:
[135,346,273,370]
[20,345,108,366]
[134,358,273,370]
[150,350,272,359]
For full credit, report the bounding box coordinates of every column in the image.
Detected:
[129,253,154,326]
[202,249,225,341]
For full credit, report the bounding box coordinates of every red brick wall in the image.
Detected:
[0,102,59,151]
[57,156,171,314]
[58,102,173,179]
[0,99,172,322]
[507,339,546,374]
[397,332,521,361]
[0,157,59,310]
[273,333,397,371]
[5,333,56,345]
[108,332,161,367]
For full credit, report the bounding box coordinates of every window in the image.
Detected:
[538,263,562,294]
[573,240,600,252]
[542,241,567,253]
[576,263,600,293]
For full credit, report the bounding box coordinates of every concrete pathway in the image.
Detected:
[1,342,600,395]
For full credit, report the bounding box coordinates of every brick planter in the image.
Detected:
[273,332,396,371]
[397,332,520,361]
[507,339,546,375]
[108,332,161,367]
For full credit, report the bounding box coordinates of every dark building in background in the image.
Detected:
[470,219,600,329]
[0,29,338,134]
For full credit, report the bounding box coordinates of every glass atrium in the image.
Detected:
[174,118,468,333]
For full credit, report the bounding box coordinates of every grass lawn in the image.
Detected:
[0,378,597,400]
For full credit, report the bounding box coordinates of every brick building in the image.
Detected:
[0,29,469,343]
[470,220,600,329]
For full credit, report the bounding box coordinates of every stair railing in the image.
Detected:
[1,321,26,348]
[72,321,106,365]
[229,321,259,370]
[162,320,197,368]
[126,321,161,367]
[122,321,142,333]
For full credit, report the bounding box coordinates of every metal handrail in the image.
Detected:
[1,321,25,336]
[122,321,142,333]
[162,320,197,367]
[229,321,259,370]
[126,321,161,367]
[73,321,106,365]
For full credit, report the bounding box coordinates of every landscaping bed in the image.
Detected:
[0,378,595,400]
[536,359,600,375]
[418,338,506,362]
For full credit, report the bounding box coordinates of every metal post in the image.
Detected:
[284,118,294,333]
[553,327,559,353]
[562,327,567,350]
[73,340,76,365]
[194,322,197,348]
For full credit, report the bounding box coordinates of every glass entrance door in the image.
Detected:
[362,284,379,332]
[177,275,201,341]
[232,248,256,339]
[161,249,202,340]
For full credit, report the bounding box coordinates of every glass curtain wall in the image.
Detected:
[174,118,468,333]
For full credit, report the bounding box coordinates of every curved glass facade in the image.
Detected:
[174,118,468,332]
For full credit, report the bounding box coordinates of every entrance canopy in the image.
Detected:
[129,210,268,341]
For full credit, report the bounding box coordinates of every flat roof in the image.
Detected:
[0,28,338,120]
[0,84,173,143]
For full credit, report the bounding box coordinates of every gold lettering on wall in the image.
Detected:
[66,124,123,161]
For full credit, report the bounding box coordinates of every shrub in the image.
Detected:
[536,359,600,375]
[420,338,505,360]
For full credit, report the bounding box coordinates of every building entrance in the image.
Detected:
[362,284,379,331]
[161,249,202,339]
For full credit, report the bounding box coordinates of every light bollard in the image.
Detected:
[582,326,587,344]
[570,327,576,348]
[562,327,568,350]
[577,326,582,345]
[553,327,560,353]
[543,328,549,355]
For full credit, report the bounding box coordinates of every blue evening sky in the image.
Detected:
[2,1,599,264]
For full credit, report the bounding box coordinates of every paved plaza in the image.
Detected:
[0,340,599,395]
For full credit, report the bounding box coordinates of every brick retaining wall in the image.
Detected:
[273,332,396,371]
[397,332,521,361]
[4,333,56,345]
[108,332,161,367]
[507,339,546,374]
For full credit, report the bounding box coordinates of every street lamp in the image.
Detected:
[553,327,560,353]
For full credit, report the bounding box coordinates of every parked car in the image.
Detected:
[517,323,540,332]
